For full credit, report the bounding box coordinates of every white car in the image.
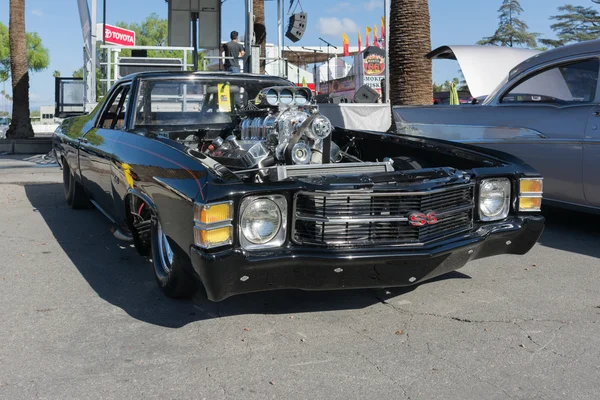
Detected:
[0,117,10,139]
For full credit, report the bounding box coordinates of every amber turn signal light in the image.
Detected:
[194,201,233,224]
[520,178,543,195]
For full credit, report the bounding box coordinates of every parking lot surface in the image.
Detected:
[1,157,599,400]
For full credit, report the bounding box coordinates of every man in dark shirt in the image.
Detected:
[222,31,245,73]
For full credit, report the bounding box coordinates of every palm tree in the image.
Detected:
[253,0,266,73]
[388,0,433,105]
[6,0,34,138]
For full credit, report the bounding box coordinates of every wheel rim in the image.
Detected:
[157,222,174,274]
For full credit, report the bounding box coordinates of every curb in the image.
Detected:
[0,138,53,155]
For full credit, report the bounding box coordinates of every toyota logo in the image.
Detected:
[408,211,438,227]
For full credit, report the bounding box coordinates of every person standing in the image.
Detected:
[222,31,245,73]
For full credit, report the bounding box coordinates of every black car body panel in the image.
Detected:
[53,72,544,301]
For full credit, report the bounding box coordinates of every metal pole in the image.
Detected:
[91,0,97,103]
[103,0,106,44]
[384,0,390,103]
[192,13,199,71]
[245,0,253,73]
[277,0,283,76]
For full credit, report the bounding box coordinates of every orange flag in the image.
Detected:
[366,26,371,48]
[381,16,385,40]
[373,25,379,47]
[342,33,349,56]
[358,32,362,52]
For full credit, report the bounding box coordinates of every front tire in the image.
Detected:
[151,216,198,298]
[62,160,91,209]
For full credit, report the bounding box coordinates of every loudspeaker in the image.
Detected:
[329,94,349,104]
[354,85,380,103]
[315,93,330,104]
[286,13,307,42]
[131,49,148,58]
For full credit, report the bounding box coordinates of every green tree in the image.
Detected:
[52,70,61,78]
[540,0,600,48]
[0,22,49,82]
[433,77,461,93]
[478,0,539,48]
[114,13,202,70]
[6,0,50,138]
[73,66,102,95]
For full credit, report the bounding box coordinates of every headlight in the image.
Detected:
[240,195,287,249]
[478,178,511,221]
[193,201,233,249]
[519,178,543,211]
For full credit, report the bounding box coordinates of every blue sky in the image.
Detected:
[0,0,596,110]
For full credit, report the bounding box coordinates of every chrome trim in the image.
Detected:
[294,203,474,224]
[292,185,475,247]
[239,195,288,250]
[90,199,117,225]
[519,193,543,198]
[193,201,234,249]
[194,220,234,229]
[478,178,511,222]
[297,183,475,198]
[295,216,410,224]
[274,161,394,181]
[157,222,174,274]
[153,177,194,203]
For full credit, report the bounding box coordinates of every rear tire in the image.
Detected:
[151,216,198,298]
[62,160,91,209]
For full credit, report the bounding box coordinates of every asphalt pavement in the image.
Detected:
[0,155,599,400]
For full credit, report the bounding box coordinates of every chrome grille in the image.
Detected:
[292,185,474,247]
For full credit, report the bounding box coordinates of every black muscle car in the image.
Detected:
[53,72,544,301]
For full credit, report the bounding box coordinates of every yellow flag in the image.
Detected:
[217,83,231,112]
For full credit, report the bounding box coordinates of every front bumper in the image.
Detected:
[190,215,544,301]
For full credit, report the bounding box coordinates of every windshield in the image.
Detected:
[483,75,508,105]
[133,77,292,128]
[0,117,9,125]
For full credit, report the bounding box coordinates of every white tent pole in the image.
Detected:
[384,0,390,103]
[91,0,97,103]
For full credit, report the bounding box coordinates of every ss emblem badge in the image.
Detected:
[408,211,438,227]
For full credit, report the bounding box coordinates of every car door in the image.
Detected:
[79,83,131,219]
[583,96,600,208]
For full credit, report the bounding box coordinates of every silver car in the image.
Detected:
[0,117,9,139]
[395,40,600,214]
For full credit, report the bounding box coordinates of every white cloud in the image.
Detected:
[327,2,351,13]
[363,0,382,11]
[31,9,43,17]
[318,17,359,37]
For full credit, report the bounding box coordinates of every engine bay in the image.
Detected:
[148,85,501,183]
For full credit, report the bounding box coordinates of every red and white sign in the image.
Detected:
[98,24,136,47]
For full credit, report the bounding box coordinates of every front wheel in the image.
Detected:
[151,217,198,298]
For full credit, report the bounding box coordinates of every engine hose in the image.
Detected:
[284,115,318,165]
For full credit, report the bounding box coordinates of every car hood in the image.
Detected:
[427,45,539,99]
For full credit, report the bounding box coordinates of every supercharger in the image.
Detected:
[207,86,341,172]
[240,108,338,165]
